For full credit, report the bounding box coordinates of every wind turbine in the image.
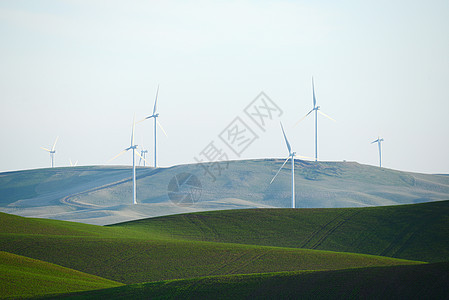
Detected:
[296,77,335,161]
[270,122,311,208]
[139,149,149,166]
[69,159,78,167]
[138,135,149,167]
[139,85,167,168]
[109,116,150,204]
[371,136,384,168]
[41,136,59,168]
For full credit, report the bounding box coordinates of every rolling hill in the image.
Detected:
[0,212,419,285]
[40,263,449,300]
[0,251,122,299]
[112,200,449,263]
[1,200,448,298]
[1,159,449,225]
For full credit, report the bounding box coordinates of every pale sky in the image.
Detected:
[1,0,448,174]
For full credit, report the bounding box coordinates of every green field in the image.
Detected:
[0,212,419,285]
[40,262,449,300]
[113,200,449,263]
[0,251,122,299]
[1,200,448,298]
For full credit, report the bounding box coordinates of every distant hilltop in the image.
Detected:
[0,159,448,225]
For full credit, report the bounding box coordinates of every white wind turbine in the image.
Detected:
[109,116,150,204]
[139,148,149,167]
[270,122,311,208]
[41,136,59,168]
[138,135,149,167]
[69,159,78,167]
[139,85,167,168]
[296,77,335,161]
[371,136,384,168]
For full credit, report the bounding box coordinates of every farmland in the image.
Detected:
[41,262,449,300]
[2,200,449,298]
[113,200,449,262]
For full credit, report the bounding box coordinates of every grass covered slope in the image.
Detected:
[0,213,421,285]
[1,202,444,298]
[0,251,122,299]
[112,200,449,263]
[0,230,419,285]
[0,212,115,237]
[42,263,449,300]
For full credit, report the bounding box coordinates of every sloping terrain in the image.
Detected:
[0,212,421,285]
[2,201,449,298]
[41,263,449,300]
[0,251,122,299]
[0,160,449,224]
[113,200,449,263]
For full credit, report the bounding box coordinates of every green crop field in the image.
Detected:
[39,262,449,300]
[0,251,122,299]
[1,200,448,298]
[113,200,449,263]
[0,212,419,285]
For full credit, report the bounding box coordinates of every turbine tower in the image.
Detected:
[41,136,59,168]
[138,135,149,167]
[296,77,335,161]
[270,122,311,208]
[139,149,149,166]
[140,85,167,168]
[109,116,149,204]
[371,136,384,168]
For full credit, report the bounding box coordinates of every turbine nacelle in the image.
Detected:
[295,78,335,161]
[139,85,167,168]
[270,122,303,208]
[41,136,59,168]
[108,115,152,205]
[371,137,384,144]
[145,113,159,119]
[371,136,384,168]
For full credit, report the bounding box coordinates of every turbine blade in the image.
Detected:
[69,159,73,166]
[136,117,149,124]
[270,157,290,184]
[131,115,136,146]
[280,122,292,154]
[371,139,379,144]
[318,110,336,122]
[51,136,59,151]
[294,109,314,126]
[108,149,128,163]
[74,160,78,166]
[136,150,151,166]
[153,85,159,115]
[41,147,51,152]
[157,119,168,137]
[312,77,316,107]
